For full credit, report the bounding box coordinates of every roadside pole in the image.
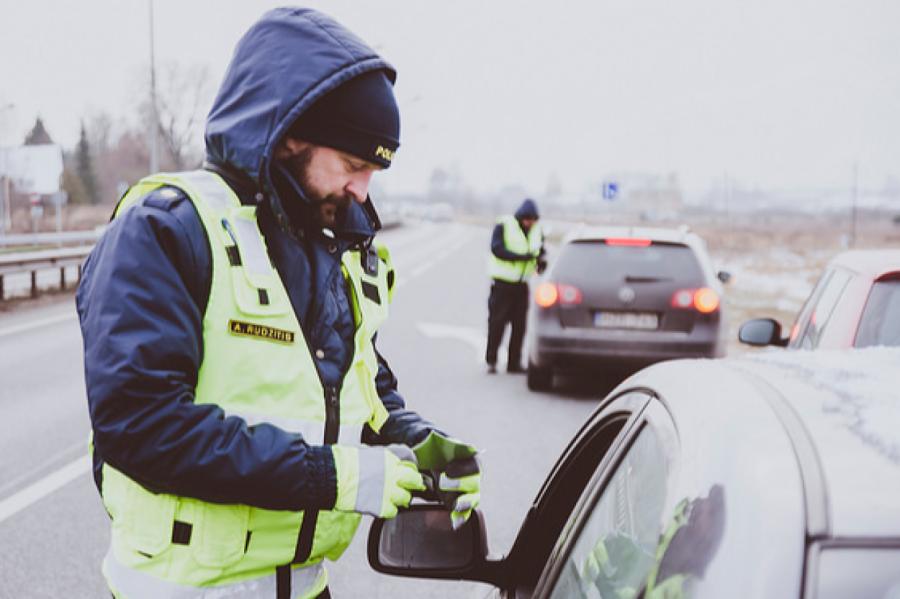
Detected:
[850,162,858,249]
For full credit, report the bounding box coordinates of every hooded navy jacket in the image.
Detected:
[77,8,435,512]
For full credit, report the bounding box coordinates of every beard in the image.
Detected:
[287,148,353,230]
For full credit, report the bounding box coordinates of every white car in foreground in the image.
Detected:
[369,348,900,598]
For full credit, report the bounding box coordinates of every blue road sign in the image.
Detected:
[602,181,619,201]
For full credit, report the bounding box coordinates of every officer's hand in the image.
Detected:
[412,432,482,529]
[537,258,548,274]
[438,456,481,529]
[332,444,425,519]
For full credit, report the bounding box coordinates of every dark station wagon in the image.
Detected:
[526,226,730,391]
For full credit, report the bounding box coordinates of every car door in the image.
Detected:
[531,398,679,599]
[499,391,652,597]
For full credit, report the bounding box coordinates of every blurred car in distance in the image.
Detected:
[525,226,729,391]
[369,348,900,598]
[740,249,900,349]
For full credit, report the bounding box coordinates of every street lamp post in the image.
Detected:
[148,0,159,174]
[0,102,15,235]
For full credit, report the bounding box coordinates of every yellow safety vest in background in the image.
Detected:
[489,214,542,283]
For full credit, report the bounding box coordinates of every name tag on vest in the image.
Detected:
[228,320,296,345]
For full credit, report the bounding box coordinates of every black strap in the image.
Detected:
[276,565,291,599]
[361,281,381,305]
[172,521,192,545]
[226,245,242,266]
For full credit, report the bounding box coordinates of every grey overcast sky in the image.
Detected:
[1,0,899,197]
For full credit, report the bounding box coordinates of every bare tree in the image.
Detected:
[141,62,212,170]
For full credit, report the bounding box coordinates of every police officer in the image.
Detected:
[77,8,480,598]
[485,198,546,374]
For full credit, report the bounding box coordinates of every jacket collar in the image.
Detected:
[207,160,379,248]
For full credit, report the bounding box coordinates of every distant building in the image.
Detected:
[0,144,64,195]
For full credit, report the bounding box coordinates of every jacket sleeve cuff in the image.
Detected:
[302,444,339,510]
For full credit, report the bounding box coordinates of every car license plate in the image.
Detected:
[594,311,659,330]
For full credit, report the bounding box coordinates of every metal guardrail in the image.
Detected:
[0,221,403,301]
[0,246,93,300]
[0,230,103,248]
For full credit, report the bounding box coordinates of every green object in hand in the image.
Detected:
[412,431,478,470]
[413,432,482,529]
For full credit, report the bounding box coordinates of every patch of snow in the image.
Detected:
[746,347,900,463]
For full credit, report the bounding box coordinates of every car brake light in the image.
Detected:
[671,288,720,313]
[693,288,719,313]
[558,284,583,306]
[671,289,694,308]
[605,238,652,247]
[535,282,558,307]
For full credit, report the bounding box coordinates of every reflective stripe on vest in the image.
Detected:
[103,548,326,599]
[224,410,365,447]
[488,215,542,283]
[100,170,392,594]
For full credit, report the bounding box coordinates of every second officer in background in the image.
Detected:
[486,198,546,374]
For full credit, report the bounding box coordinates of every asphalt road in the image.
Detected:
[0,222,603,598]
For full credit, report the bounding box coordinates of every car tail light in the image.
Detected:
[558,284,583,306]
[605,238,652,247]
[671,289,694,308]
[671,288,720,313]
[535,282,559,307]
[693,288,720,313]
[534,283,583,307]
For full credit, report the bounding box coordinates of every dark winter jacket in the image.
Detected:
[77,7,435,512]
[491,198,545,265]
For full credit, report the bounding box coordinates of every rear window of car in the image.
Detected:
[855,278,900,348]
[554,241,705,285]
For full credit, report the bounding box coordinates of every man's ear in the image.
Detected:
[274,136,307,160]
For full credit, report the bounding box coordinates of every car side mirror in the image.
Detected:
[368,504,494,581]
[739,318,788,347]
[717,270,732,284]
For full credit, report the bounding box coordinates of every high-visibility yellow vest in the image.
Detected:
[488,215,542,283]
[99,170,392,598]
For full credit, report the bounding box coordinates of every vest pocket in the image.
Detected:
[312,510,361,561]
[121,478,178,557]
[190,501,251,568]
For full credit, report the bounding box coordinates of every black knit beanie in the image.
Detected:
[288,70,400,168]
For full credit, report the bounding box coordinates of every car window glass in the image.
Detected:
[549,425,668,599]
[815,547,900,599]
[554,242,705,286]
[790,269,832,346]
[854,279,900,348]
[796,268,851,349]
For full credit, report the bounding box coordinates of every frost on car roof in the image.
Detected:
[741,347,900,538]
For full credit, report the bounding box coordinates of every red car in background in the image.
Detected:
[739,249,900,349]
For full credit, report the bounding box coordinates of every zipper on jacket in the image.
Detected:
[324,385,341,444]
[292,384,342,564]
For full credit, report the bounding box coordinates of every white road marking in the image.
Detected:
[0,454,90,524]
[417,321,509,366]
[0,312,76,338]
